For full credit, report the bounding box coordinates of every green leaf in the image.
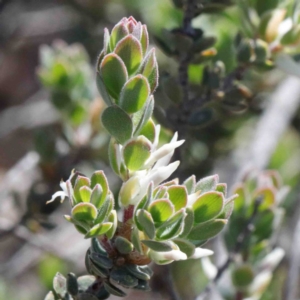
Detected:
[103,28,110,54]
[67,273,78,296]
[95,286,110,299]
[140,24,149,54]
[233,183,246,211]
[101,105,133,144]
[108,138,120,175]
[156,209,185,240]
[137,209,156,239]
[106,210,118,239]
[103,282,126,297]
[95,197,112,224]
[187,219,227,240]
[72,203,97,222]
[192,36,216,52]
[89,259,109,278]
[133,95,154,134]
[173,238,195,257]
[231,264,254,288]
[183,175,196,194]
[91,171,109,205]
[148,199,175,223]
[53,272,66,297]
[131,225,143,254]
[253,187,275,211]
[74,176,90,204]
[115,236,134,254]
[119,75,150,113]
[216,183,227,196]
[100,53,128,100]
[96,73,112,106]
[133,279,151,291]
[110,267,138,288]
[141,240,173,252]
[138,118,156,143]
[44,291,55,300]
[237,39,253,63]
[179,207,194,237]
[90,184,103,209]
[91,237,108,256]
[119,176,141,207]
[77,275,97,291]
[90,252,113,270]
[195,175,219,193]
[154,186,168,199]
[192,191,224,223]
[167,186,188,211]
[79,186,92,202]
[134,183,153,230]
[110,23,129,50]
[220,200,234,219]
[85,223,112,238]
[123,136,151,171]
[139,49,158,92]
[162,75,183,104]
[114,35,143,75]
[125,264,151,281]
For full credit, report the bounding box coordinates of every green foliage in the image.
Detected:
[38,41,94,127]
[42,3,297,297]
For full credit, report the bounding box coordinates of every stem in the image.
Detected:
[178,0,196,107]
[123,205,134,223]
[235,291,244,300]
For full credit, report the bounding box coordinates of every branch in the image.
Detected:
[178,0,196,106]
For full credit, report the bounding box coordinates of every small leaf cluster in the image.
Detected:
[96,17,158,145]
[49,170,117,240]
[44,272,109,300]
[38,41,94,126]
[131,174,236,265]
[45,16,237,299]
[235,1,300,67]
[155,28,217,64]
[223,170,287,298]
[85,238,152,297]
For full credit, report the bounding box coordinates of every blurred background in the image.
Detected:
[1,0,300,299]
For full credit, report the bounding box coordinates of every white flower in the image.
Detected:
[190,247,214,259]
[119,161,180,207]
[119,131,184,207]
[148,249,187,265]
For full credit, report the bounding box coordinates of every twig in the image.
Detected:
[178,0,196,107]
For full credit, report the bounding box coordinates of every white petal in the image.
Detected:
[146,139,184,168]
[149,249,187,264]
[201,257,217,280]
[249,270,272,298]
[153,124,161,149]
[259,247,284,271]
[191,247,214,259]
[147,161,180,187]
[46,191,67,204]
[118,176,141,207]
